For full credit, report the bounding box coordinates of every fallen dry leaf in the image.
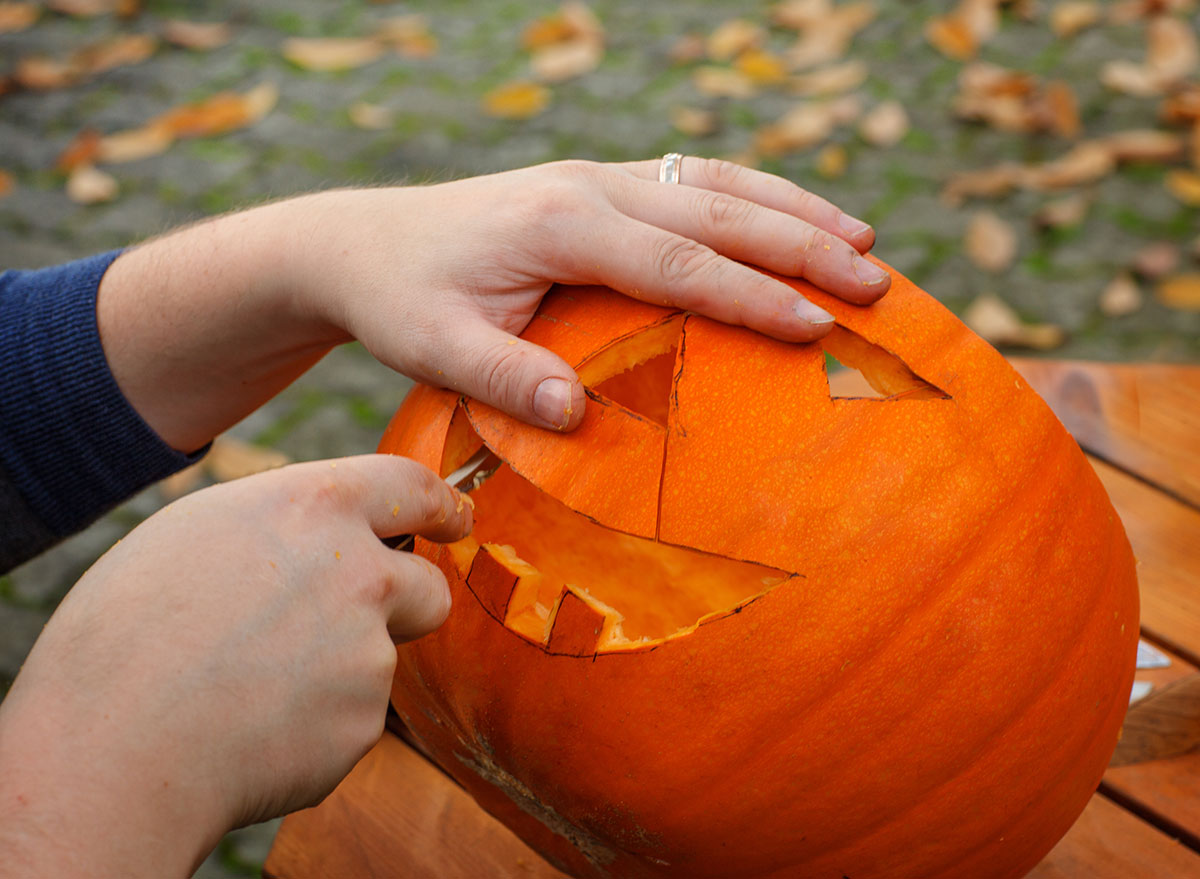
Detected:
[532,38,603,82]
[56,128,102,171]
[482,81,550,119]
[1161,83,1200,124]
[0,169,13,198]
[46,0,117,16]
[0,2,38,33]
[926,6,988,61]
[1099,272,1144,316]
[154,81,277,138]
[1040,81,1080,138]
[786,1,876,70]
[858,99,909,147]
[1109,0,1197,24]
[693,65,758,99]
[66,164,118,204]
[14,55,82,90]
[74,33,157,74]
[942,162,1027,203]
[1102,16,1198,95]
[1025,141,1116,189]
[965,210,1019,273]
[669,105,718,137]
[522,1,603,50]
[668,33,706,65]
[348,101,394,130]
[162,20,233,51]
[735,48,789,85]
[96,124,174,162]
[205,436,290,483]
[1050,1,1101,37]
[707,19,764,61]
[376,15,438,58]
[964,294,1065,349]
[816,143,848,178]
[282,37,385,72]
[1156,273,1200,310]
[954,64,1079,137]
[754,101,839,155]
[788,59,868,96]
[771,0,833,30]
[1166,168,1200,205]
[1033,193,1091,228]
[1101,128,1184,163]
[1132,241,1180,279]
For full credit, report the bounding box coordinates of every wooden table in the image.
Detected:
[264,359,1200,879]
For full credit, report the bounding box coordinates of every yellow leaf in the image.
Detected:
[162,20,233,51]
[66,164,118,204]
[376,15,438,58]
[926,16,977,60]
[815,144,848,178]
[282,37,385,72]
[1166,169,1200,205]
[735,48,788,85]
[1156,274,1200,310]
[482,81,550,119]
[0,2,39,33]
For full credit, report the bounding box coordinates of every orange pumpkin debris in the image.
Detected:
[379,262,1138,879]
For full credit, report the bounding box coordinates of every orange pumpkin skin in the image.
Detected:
[378,262,1138,879]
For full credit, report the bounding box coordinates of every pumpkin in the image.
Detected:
[377,260,1138,879]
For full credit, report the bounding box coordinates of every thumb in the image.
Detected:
[432,322,587,432]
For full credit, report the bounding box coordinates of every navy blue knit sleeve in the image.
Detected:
[0,250,206,570]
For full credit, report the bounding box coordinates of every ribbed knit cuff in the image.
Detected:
[0,250,206,538]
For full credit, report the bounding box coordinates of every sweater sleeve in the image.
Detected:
[0,250,206,572]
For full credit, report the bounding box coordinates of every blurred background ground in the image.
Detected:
[1,1,1198,875]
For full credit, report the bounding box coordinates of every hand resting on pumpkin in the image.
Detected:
[0,455,472,877]
[99,157,889,451]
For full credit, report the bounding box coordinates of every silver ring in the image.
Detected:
[659,152,684,184]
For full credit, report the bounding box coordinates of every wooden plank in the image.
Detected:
[1092,457,1200,662]
[1027,794,1200,877]
[263,733,566,879]
[1009,359,1200,507]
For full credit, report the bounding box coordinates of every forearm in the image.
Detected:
[98,193,352,453]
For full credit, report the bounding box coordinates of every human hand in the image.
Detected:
[99,158,888,449]
[0,455,470,877]
[295,158,889,431]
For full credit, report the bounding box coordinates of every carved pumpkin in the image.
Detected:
[377,261,1138,879]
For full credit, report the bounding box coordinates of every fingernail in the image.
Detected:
[838,212,871,238]
[533,378,572,429]
[795,298,835,325]
[852,255,889,287]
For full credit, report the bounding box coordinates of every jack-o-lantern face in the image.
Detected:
[379,263,1138,879]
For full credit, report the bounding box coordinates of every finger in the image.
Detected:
[292,455,473,543]
[378,550,453,642]
[414,321,587,432]
[619,156,876,253]
[606,178,890,305]
[577,214,839,342]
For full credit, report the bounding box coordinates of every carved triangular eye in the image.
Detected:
[578,314,683,426]
[819,325,950,401]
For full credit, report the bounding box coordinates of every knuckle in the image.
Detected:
[695,157,745,190]
[652,235,715,284]
[798,227,839,271]
[696,191,751,236]
[472,340,534,410]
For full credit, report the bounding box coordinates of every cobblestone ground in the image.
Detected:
[2,1,1198,875]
